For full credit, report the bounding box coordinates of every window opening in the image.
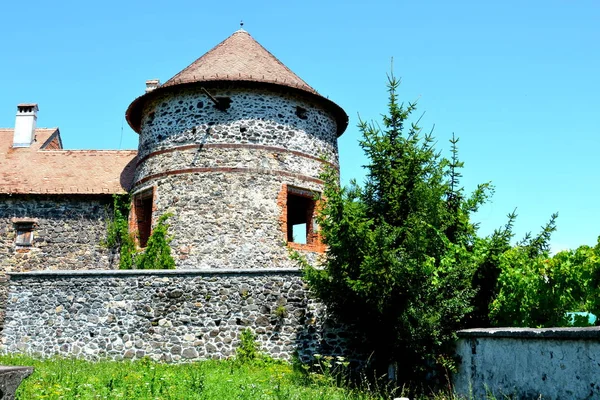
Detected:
[134,190,154,247]
[287,188,317,245]
[14,222,34,247]
[295,106,308,120]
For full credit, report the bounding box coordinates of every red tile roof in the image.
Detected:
[162,29,318,94]
[0,129,137,194]
[126,30,348,135]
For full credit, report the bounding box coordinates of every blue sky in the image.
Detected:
[0,0,598,252]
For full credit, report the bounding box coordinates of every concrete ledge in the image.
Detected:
[454,328,600,399]
[0,366,33,400]
[457,326,600,340]
[6,268,303,279]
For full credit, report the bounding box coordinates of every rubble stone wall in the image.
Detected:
[132,86,339,269]
[0,195,117,272]
[2,270,347,362]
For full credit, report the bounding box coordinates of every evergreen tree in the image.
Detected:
[303,73,492,388]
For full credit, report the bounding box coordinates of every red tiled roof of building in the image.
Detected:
[0,129,137,194]
[126,30,348,135]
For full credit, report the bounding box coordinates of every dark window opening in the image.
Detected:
[134,190,154,247]
[295,106,308,120]
[15,222,34,247]
[214,96,232,111]
[287,189,317,245]
[147,111,155,126]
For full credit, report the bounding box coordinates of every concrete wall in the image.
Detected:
[1,269,347,362]
[454,327,600,400]
[0,194,117,272]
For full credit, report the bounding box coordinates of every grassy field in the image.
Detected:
[0,354,396,400]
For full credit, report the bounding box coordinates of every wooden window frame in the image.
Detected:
[13,220,36,248]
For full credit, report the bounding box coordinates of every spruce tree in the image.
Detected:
[303,73,492,389]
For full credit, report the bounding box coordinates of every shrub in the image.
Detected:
[491,233,600,327]
[136,213,175,270]
[236,328,260,363]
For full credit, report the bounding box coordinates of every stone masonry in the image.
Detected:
[131,86,339,268]
[2,270,348,362]
[0,29,350,363]
[0,195,118,272]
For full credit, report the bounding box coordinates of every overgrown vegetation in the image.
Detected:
[0,354,389,400]
[103,194,137,269]
[104,194,175,270]
[235,328,261,364]
[135,213,176,270]
[299,71,595,392]
[491,235,600,327]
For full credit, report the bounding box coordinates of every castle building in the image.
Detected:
[0,30,349,361]
[0,29,347,271]
[0,106,135,271]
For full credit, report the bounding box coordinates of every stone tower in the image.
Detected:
[126,29,348,269]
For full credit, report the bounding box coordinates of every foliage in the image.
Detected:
[1,354,388,400]
[104,195,175,270]
[135,213,176,270]
[465,211,516,327]
[490,229,600,327]
[302,72,493,388]
[103,194,138,270]
[274,305,288,319]
[235,328,261,364]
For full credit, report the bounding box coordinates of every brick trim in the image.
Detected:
[277,184,326,253]
[129,186,157,248]
[136,143,339,169]
[133,167,324,188]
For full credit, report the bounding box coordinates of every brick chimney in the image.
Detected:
[13,103,38,147]
[145,79,160,93]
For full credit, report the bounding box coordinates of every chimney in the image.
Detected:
[13,103,38,147]
[145,79,160,93]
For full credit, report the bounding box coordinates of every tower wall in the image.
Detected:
[133,87,340,269]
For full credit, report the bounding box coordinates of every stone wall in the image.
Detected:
[454,327,600,400]
[0,195,117,272]
[137,87,339,162]
[136,173,323,269]
[1,270,347,362]
[130,86,340,269]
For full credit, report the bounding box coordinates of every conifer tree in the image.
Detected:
[303,73,493,388]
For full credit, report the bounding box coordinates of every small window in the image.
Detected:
[134,189,154,247]
[295,106,308,120]
[14,222,34,247]
[286,187,318,245]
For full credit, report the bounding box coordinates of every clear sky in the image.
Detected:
[0,0,598,252]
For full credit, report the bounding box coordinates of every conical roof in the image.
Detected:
[162,29,318,94]
[126,30,348,135]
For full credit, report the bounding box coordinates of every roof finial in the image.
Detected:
[237,20,246,32]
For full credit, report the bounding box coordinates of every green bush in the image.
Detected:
[104,195,175,270]
[135,213,175,270]
[235,328,260,363]
[491,234,600,327]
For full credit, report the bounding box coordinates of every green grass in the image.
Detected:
[0,354,502,400]
[0,354,388,400]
